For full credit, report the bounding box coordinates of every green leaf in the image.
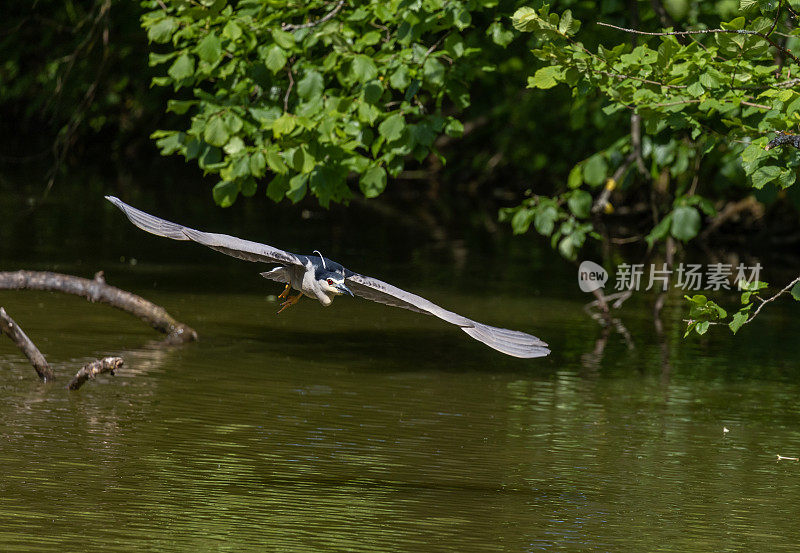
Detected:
[489,22,514,47]
[583,154,608,186]
[567,165,583,188]
[223,136,245,155]
[646,214,673,247]
[250,151,266,177]
[741,143,770,165]
[739,279,768,292]
[272,29,295,49]
[287,173,308,202]
[696,320,710,335]
[168,54,195,81]
[444,118,464,137]
[264,45,288,73]
[721,16,746,30]
[360,165,387,198]
[699,71,721,89]
[204,116,230,147]
[686,82,705,97]
[222,20,242,41]
[272,114,296,137]
[686,294,708,305]
[527,66,562,89]
[363,81,383,104]
[568,190,592,218]
[558,10,581,35]
[351,55,378,81]
[378,113,406,142]
[389,66,410,90]
[534,204,558,235]
[512,7,551,32]
[266,149,288,174]
[166,100,196,115]
[670,206,701,242]
[154,131,184,155]
[791,281,800,301]
[423,58,445,86]
[297,70,324,99]
[148,18,178,44]
[241,177,257,197]
[729,310,749,334]
[197,32,222,64]
[510,208,533,233]
[213,180,239,207]
[778,168,796,189]
[750,164,782,189]
[266,174,289,202]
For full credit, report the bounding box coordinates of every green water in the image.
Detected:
[2,194,800,551]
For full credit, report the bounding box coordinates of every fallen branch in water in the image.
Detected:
[0,307,55,381]
[776,454,799,462]
[69,356,123,390]
[0,270,197,344]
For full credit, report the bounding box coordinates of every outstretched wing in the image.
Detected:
[106,196,303,266]
[345,273,550,358]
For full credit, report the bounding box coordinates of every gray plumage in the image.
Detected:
[105,196,550,358]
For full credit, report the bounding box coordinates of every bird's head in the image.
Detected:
[318,270,353,297]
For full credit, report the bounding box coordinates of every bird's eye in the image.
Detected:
[327,279,334,285]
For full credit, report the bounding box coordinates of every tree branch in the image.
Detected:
[740,274,800,328]
[766,131,800,150]
[284,62,295,112]
[595,69,687,89]
[0,307,55,381]
[68,356,123,390]
[282,0,345,31]
[597,21,800,64]
[0,271,197,344]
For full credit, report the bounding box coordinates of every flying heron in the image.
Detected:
[105,196,550,358]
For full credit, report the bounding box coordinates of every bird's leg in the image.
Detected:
[276,293,302,314]
[278,283,291,299]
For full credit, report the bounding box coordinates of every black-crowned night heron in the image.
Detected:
[106,196,550,358]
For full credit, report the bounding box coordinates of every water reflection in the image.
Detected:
[2,265,800,551]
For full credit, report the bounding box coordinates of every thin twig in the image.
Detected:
[282,0,345,31]
[284,63,295,112]
[643,98,770,110]
[595,69,687,89]
[740,274,800,328]
[766,0,784,39]
[593,152,635,214]
[424,30,451,58]
[597,21,800,64]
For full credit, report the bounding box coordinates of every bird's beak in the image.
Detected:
[336,283,354,297]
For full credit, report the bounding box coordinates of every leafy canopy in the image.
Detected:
[141,0,500,207]
[503,1,800,258]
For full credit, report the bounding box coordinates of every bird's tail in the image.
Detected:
[260,267,290,283]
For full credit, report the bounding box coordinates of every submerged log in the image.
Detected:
[68,356,124,390]
[0,270,197,344]
[0,307,55,381]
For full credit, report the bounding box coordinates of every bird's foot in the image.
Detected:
[278,283,291,300]
[276,293,302,314]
